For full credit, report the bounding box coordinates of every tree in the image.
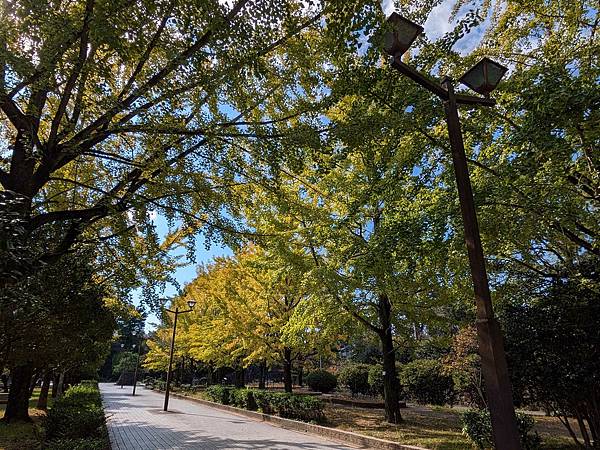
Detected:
[0,0,380,289]
[501,256,600,449]
[1,249,118,422]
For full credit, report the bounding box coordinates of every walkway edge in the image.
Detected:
[156,388,428,450]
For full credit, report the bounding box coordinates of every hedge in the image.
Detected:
[207,387,324,423]
[401,359,455,406]
[338,364,370,395]
[45,381,109,449]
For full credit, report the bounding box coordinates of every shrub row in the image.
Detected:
[461,409,541,450]
[45,381,109,450]
[205,386,324,423]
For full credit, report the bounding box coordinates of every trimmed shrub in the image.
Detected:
[46,438,108,450]
[267,392,324,422]
[338,364,370,396]
[213,388,324,423]
[205,385,232,405]
[461,409,541,450]
[230,388,257,411]
[45,382,108,447]
[367,364,384,396]
[401,359,454,406]
[306,370,337,393]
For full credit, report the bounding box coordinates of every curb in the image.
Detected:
[150,387,428,450]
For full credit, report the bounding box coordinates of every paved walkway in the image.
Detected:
[100,383,360,450]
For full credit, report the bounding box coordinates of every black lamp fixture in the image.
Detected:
[383,12,424,57]
[458,57,508,97]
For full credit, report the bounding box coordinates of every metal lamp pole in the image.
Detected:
[131,331,143,396]
[163,300,196,412]
[383,13,521,450]
[119,343,125,389]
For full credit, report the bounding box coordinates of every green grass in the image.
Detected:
[0,388,52,450]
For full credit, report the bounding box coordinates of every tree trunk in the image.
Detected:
[378,293,402,424]
[51,372,60,398]
[234,367,245,388]
[28,371,39,398]
[3,363,34,422]
[56,370,65,397]
[283,348,293,393]
[298,366,303,387]
[37,371,51,410]
[258,361,266,389]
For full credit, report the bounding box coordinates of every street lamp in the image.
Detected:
[383,13,520,450]
[131,331,144,396]
[119,343,125,389]
[163,299,196,412]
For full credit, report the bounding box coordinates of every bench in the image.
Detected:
[0,392,8,405]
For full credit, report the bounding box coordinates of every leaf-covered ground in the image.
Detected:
[324,404,579,450]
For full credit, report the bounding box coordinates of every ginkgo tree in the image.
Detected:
[145,246,347,392]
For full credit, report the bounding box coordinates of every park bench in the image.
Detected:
[0,392,8,404]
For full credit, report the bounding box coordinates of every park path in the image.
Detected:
[100,383,360,450]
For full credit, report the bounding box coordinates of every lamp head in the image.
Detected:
[383,12,424,57]
[187,300,197,309]
[458,57,508,96]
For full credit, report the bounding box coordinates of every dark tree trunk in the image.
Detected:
[234,367,245,388]
[258,361,266,389]
[28,371,39,398]
[298,366,303,387]
[37,371,51,410]
[51,372,60,398]
[283,348,293,393]
[3,363,34,422]
[378,293,402,424]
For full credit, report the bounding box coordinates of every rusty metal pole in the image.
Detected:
[163,307,179,412]
[442,76,521,450]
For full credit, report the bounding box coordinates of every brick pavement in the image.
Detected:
[100,383,360,449]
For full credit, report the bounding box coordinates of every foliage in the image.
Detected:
[461,409,541,450]
[46,438,108,450]
[338,364,370,396]
[500,256,600,448]
[205,385,233,405]
[367,364,384,397]
[112,352,139,377]
[46,382,108,447]
[306,370,337,393]
[442,326,486,408]
[230,389,258,411]
[207,387,324,423]
[401,359,455,406]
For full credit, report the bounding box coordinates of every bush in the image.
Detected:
[209,388,324,423]
[461,409,541,450]
[205,385,232,405]
[367,364,384,396]
[268,392,324,422]
[230,388,257,411]
[338,364,370,396]
[45,382,108,448]
[306,370,337,393]
[46,438,108,450]
[401,359,454,406]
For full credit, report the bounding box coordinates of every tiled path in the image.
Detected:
[100,383,359,449]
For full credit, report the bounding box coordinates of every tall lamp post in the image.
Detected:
[163,300,196,412]
[131,330,143,396]
[383,12,520,450]
[119,343,125,389]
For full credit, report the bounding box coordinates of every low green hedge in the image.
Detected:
[206,387,324,423]
[45,381,109,449]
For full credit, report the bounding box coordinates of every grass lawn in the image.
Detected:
[0,389,52,450]
[324,404,580,450]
